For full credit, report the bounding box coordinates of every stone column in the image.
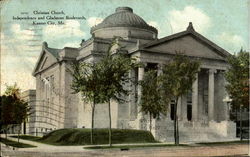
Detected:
[129,69,136,120]
[208,69,216,121]
[192,73,198,121]
[137,66,145,129]
[157,63,163,76]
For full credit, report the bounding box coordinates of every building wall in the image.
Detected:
[21,90,36,135]
[92,27,156,40]
[35,63,62,135]
[60,61,79,128]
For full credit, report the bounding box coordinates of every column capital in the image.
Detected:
[157,63,163,68]
[209,68,217,74]
[140,62,147,67]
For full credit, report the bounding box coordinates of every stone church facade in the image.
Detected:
[30,7,236,142]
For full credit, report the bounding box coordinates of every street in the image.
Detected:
[1,143,249,157]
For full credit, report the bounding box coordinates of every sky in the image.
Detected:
[0,0,249,94]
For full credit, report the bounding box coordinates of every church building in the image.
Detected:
[30,7,236,142]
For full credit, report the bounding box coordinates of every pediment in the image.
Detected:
[143,34,227,60]
[33,50,58,75]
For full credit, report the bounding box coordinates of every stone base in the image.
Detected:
[150,120,237,143]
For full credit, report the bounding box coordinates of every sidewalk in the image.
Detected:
[1,134,249,157]
[2,135,88,152]
[3,134,180,152]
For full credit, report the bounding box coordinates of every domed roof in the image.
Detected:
[91,7,157,34]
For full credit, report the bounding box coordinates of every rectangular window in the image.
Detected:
[50,75,54,92]
[134,68,138,102]
[187,90,192,121]
[170,100,175,120]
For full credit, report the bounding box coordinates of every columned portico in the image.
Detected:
[208,69,216,121]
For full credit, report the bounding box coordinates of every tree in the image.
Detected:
[0,84,30,142]
[97,41,140,146]
[140,70,167,132]
[13,98,29,142]
[4,83,21,98]
[225,50,249,140]
[70,62,103,144]
[161,54,200,145]
[70,38,139,146]
[0,95,16,138]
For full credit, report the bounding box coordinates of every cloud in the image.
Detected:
[1,24,39,93]
[87,17,103,27]
[168,6,211,33]
[11,24,35,40]
[2,24,41,56]
[63,41,80,48]
[1,54,37,94]
[148,21,159,30]
[1,66,36,94]
[216,32,246,53]
[43,20,85,39]
[1,32,5,40]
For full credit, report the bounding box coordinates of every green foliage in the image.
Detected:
[35,128,157,145]
[161,54,200,101]
[97,52,140,103]
[0,84,30,132]
[70,39,140,104]
[225,51,249,109]
[70,62,104,104]
[140,70,167,118]
[4,83,20,99]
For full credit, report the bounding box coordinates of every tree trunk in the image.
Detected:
[149,113,152,133]
[174,101,177,145]
[18,126,20,143]
[174,97,179,145]
[108,100,112,147]
[240,105,243,141]
[90,99,95,145]
[176,114,179,145]
[23,121,26,135]
[5,129,7,139]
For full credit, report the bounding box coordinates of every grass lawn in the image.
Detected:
[84,144,188,149]
[198,140,249,145]
[0,137,37,148]
[12,128,158,146]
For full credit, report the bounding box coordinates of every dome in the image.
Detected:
[90,7,158,39]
